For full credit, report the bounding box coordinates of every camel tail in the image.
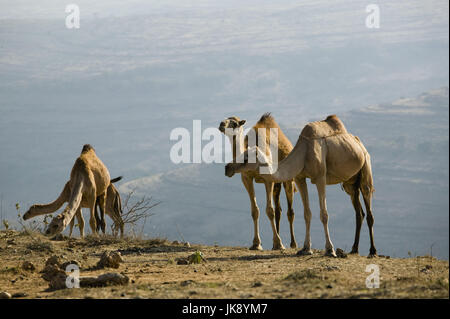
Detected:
[110,176,123,184]
[62,179,84,222]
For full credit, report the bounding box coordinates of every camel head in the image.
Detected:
[225,146,273,177]
[45,215,65,237]
[23,205,37,220]
[218,116,246,137]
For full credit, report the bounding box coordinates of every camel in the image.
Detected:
[219,113,297,250]
[44,144,111,237]
[23,177,125,238]
[225,115,377,257]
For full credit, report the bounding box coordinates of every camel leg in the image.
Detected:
[361,187,377,257]
[87,189,98,236]
[283,181,297,249]
[316,177,336,257]
[264,181,285,250]
[273,183,282,234]
[241,174,262,250]
[69,215,75,238]
[97,195,107,235]
[295,177,313,255]
[343,182,365,254]
[76,207,85,238]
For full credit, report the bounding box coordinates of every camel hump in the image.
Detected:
[81,144,95,154]
[300,114,348,139]
[256,112,275,125]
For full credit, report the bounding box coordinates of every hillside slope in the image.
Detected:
[0,231,448,299]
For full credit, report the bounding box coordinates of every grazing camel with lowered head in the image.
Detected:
[219,113,297,250]
[23,177,124,238]
[225,115,377,257]
[44,144,111,237]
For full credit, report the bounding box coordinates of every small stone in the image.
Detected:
[336,248,347,258]
[184,242,191,248]
[22,261,36,271]
[0,292,12,299]
[172,240,179,245]
[97,251,123,269]
[181,280,194,287]
[12,292,28,298]
[177,258,188,265]
[45,255,62,267]
[252,281,263,288]
[326,284,333,289]
[121,293,126,297]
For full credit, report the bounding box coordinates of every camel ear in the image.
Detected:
[239,120,246,126]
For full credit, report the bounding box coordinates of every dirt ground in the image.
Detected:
[0,230,448,299]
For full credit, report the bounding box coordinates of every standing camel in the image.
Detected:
[225,115,377,257]
[45,144,111,237]
[219,113,297,250]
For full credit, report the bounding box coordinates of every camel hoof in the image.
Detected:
[272,243,286,251]
[367,253,377,259]
[349,249,359,255]
[325,249,337,258]
[290,242,298,249]
[249,244,263,251]
[296,248,313,256]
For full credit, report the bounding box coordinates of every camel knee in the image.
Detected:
[251,206,260,220]
[320,209,328,224]
[275,205,282,219]
[266,207,275,220]
[366,212,374,227]
[303,209,312,223]
[287,209,295,223]
[89,216,97,233]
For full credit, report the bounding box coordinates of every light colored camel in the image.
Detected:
[219,113,297,250]
[23,177,124,238]
[225,115,377,257]
[44,144,111,237]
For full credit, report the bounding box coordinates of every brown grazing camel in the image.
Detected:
[225,115,377,257]
[23,177,124,238]
[219,113,297,250]
[44,144,111,237]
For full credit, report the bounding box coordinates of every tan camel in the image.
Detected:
[44,144,111,237]
[225,115,377,257]
[23,177,124,238]
[219,113,297,250]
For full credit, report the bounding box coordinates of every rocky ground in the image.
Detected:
[0,230,448,299]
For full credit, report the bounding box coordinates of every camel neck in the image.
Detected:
[229,133,245,162]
